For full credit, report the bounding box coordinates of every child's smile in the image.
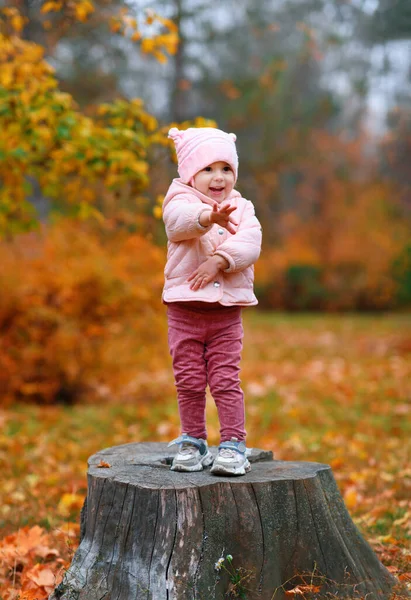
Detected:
[193,161,235,202]
[209,185,225,200]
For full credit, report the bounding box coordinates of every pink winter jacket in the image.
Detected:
[162,179,262,306]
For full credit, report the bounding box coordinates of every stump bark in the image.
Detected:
[50,442,402,600]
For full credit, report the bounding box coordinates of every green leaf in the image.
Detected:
[10,148,27,159]
[57,126,71,139]
[23,181,33,194]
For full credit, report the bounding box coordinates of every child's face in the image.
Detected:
[193,161,235,203]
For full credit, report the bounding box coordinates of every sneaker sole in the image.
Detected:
[170,451,214,472]
[210,459,251,477]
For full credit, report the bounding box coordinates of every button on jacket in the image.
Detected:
[162,179,262,306]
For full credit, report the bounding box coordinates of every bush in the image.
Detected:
[0,222,167,406]
[392,244,411,308]
[254,242,411,312]
[284,264,326,310]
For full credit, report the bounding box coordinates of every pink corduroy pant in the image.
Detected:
[167,303,246,443]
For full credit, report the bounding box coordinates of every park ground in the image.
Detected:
[0,311,410,599]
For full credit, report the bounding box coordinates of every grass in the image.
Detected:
[0,310,410,597]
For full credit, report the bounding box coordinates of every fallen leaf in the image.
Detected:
[55,522,80,539]
[386,565,399,573]
[24,562,56,592]
[57,493,85,516]
[286,585,321,595]
[344,487,358,509]
[0,526,58,566]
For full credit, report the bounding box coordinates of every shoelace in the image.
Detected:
[219,448,237,459]
[179,443,198,456]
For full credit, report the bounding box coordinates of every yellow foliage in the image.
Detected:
[11,14,26,33]
[156,16,179,33]
[0,7,28,33]
[110,7,179,59]
[153,206,162,219]
[40,2,63,14]
[153,50,167,64]
[0,20,178,235]
[344,487,359,509]
[141,37,155,53]
[131,31,142,42]
[57,493,85,517]
[0,4,182,235]
[74,1,95,23]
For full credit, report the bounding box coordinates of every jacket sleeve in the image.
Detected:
[214,200,262,273]
[163,194,213,242]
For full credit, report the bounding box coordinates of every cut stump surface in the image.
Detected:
[50,442,403,600]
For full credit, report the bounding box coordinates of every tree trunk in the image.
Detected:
[50,442,403,600]
[170,0,187,122]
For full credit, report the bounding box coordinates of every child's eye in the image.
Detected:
[204,166,212,172]
[223,166,232,172]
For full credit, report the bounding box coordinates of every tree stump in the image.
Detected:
[50,442,403,600]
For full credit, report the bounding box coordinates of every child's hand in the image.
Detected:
[200,203,238,234]
[187,255,229,290]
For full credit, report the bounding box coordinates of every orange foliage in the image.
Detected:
[1,313,410,598]
[0,526,68,599]
[0,221,167,406]
[254,130,410,310]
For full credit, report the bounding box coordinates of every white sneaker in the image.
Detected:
[168,434,213,472]
[210,438,251,476]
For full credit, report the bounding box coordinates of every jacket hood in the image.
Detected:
[163,178,241,210]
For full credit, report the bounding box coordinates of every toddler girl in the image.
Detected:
[163,127,262,476]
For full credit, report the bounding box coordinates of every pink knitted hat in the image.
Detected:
[168,127,239,184]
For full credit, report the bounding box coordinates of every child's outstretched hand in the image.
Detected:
[200,203,238,234]
[187,255,229,290]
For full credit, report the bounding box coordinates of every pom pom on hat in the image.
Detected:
[168,127,239,183]
[168,127,183,141]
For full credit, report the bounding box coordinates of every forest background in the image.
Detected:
[0,0,410,599]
